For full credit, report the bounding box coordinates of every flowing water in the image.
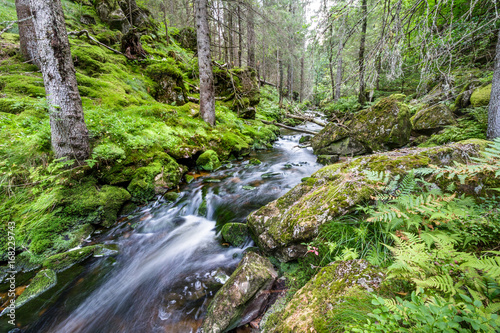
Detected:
[3,120,323,333]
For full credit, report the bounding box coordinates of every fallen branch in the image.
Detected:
[0,16,33,38]
[68,30,127,58]
[187,96,199,103]
[285,113,326,127]
[259,79,276,87]
[261,120,319,135]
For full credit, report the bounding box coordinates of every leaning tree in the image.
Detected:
[30,0,90,162]
[15,0,39,67]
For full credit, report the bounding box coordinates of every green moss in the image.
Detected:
[42,246,96,272]
[15,269,57,308]
[470,84,491,107]
[196,150,221,171]
[221,223,249,247]
[0,74,45,97]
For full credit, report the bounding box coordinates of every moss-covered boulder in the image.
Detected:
[453,80,482,112]
[201,252,278,332]
[60,179,131,227]
[248,140,487,261]
[411,104,456,134]
[312,95,411,156]
[126,152,185,203]
[196,150,221,171]
[317,154,339,165]
[261,260,384,332]
[94,0,131,33]
[221,223,249,247]
[42,246,96,272]
[15,269,57,309]
[470,84,492,107]
[146,62,188,105]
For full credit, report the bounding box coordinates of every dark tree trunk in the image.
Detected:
[30,0,90,162]
[287,61,293,100]
[247,5,255,68]
[195,0,216,126]
[488,28,500,139]
[228,3,234,67]
[278,51,284,107]
[358,0,368,105]
[15,0,39,67]
[162,1,170,44]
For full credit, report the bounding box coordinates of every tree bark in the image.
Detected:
[247,4,255,68]
[30,0,90,162]
[15,0,39,67]
[300,56,304,103]
[357,0,368,105]
[237,2,243,67]
[162,1,170,44]
[195,0,216,126]
[488,28,500,139]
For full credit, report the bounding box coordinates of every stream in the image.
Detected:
[5,120,323,333]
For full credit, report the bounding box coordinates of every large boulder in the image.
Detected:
[247,140,487,261]
[411,103,456,134]
[201,252,278,333]
[94,0,131,33]
[470,84,492,107]
[260,260,384,332]
[312,94,411,156]
[452,80,482,112]
[146,62,188,105]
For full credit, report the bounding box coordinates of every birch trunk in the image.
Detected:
[195,0,216,126]
[30,0,90,162]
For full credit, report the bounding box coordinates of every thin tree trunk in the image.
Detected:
[488,28,500,139]
[335,44,343,101]
[237,2,243,67]
[358,0,368,105]
[287,61,293,100]
[195,0,216,126]
[228,3,234,67]
[300,56,304,103]
[163,1,170,44]
[247,4,255,68]
[278,50,283,107]
[15,0,39,67]
[30,0,90,162]
[328,24,335,100]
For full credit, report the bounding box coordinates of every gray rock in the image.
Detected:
[201,252,278,333]
[317,154,340,165]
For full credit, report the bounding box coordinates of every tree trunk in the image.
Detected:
[358,0,368,105]
[237,2,243,67]
[162,1,170,44]
[195,0,216,126]
[300,56,304,103]
[15,0,39,67]
[335,42,343,101]
[287,61,294,100]
[247,4,255,68]
[30,0,90,162]
[228,3,234,67]
[488,28,500,139]
[278,51,284,107]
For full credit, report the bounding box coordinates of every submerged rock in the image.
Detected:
[221,223,249,247]
[312,94,411,156]
[248,140,488,261]
[14,269,57,309]
[197,150,221,171]
[411,104,456,134]
[201,252,278,333]
[261,260,384,332]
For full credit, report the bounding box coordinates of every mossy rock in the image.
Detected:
[94,0,131,33]
[94,244,120,257]
[15,269,57,309]
[248,140,487,261]
[196,150,221,171]
[221,223,249,247]
[311,94,411,156]
[316,154,339,165]
[42,246,96,272]
[470,84,492,107]
[249,158,261,165]
[146,62,188,105]
[127,152,185,203]
[201,252,278,332]
[60,178,131,227]
[453,80,482,112]
[411,103,456,134]
[261,260,384,332]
